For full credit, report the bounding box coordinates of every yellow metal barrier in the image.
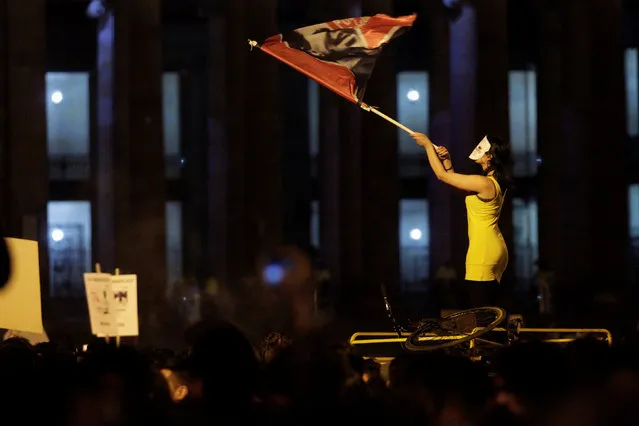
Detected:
[349,327,612,347]
[514,328,612,345]
[349,332,471,345]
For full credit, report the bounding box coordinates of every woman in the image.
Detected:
[412,132,513,307]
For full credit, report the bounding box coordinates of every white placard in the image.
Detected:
[109,274,139,337]
[0,238,44,334]
[84,272,115,337]
[83,273,139,337]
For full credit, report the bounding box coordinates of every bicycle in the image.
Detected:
[349,284,612,360]
[382,283,509,355]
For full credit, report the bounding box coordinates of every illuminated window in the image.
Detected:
[630,184,639,237]
[308,81,319,158]
[47,201,92,297]
[397,71,429,177]
[512,198,539,284]
[164,72,181,178]
[46,72,90,180]
[399,199,429,291]
[629,184,639,263]
[310,200,320,248]
[308,81,320,177]
[626,49,638,137]
[166,201,183,296]
[509,70,537,177]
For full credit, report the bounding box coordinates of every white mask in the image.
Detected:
[469,136,491,161]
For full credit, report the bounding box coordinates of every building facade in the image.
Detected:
[0,0,636,341]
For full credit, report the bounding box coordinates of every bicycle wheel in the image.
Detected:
[404,307,506,352]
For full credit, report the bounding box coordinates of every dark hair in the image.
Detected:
[485,135,513,192]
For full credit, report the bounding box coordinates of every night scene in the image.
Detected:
[0,0,636,425]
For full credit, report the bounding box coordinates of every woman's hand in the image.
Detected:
[411,132,430,147]
[435,146,450,160]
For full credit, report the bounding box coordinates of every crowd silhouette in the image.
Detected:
[3,319,639,426]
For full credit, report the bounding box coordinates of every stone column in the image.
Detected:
[207,0,281,288]
[244,0,282,258]
[0,0,49,295]
[95,0,167,343]
[181,68,209,281]
[207,4,246,288]
[424,0,456,278]
[316,0,364,312]
[318,89,364,312]
[536,0,563,297]
[447,0,512,286]
[552,1,591,300]
[537,0,629,318]
[586,0,628,291]
[280,66,312,249]
[360,0,401,305]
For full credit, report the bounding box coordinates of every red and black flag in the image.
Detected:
[249,14,417,105]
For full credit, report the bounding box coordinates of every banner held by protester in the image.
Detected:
[248,13,437,145]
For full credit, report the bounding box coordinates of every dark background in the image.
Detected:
[1,0,638,344]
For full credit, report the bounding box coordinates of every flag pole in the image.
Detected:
[246,40,439,147]
[360,103,414,134]
[360,103,439,148]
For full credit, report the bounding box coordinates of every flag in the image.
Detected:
[251,14,417,104]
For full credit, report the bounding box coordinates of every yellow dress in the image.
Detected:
[465,176,508,282]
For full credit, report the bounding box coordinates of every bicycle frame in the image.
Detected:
[352,286,613,359]
[380,283,406,338]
